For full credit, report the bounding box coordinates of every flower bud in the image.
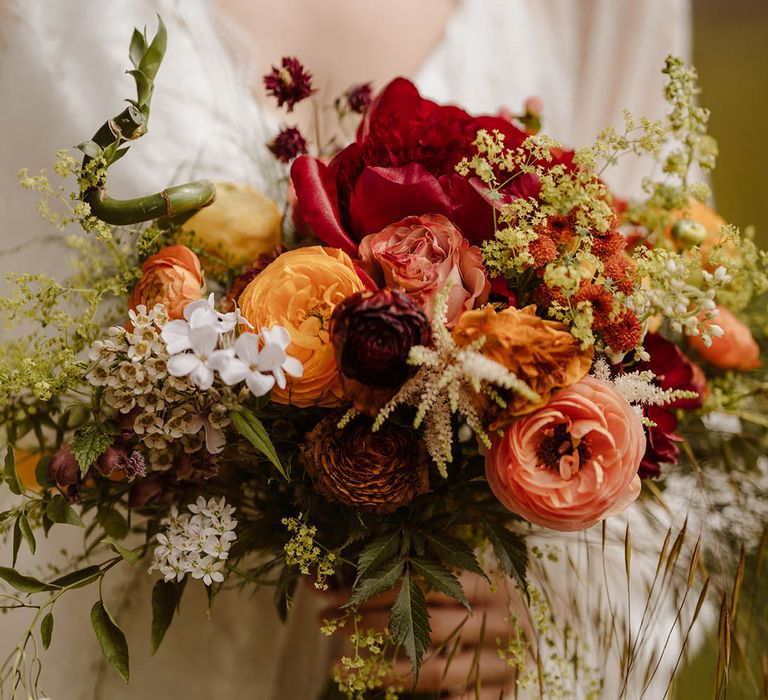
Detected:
[671,218,707,247]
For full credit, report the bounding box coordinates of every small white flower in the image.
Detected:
[259,326,304,389]
[216,333,276,396]
[167,326,226,391]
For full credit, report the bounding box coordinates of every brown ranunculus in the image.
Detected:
[129,244,203,321]
[301,413,429,513]
[453,305,593,428]
[358,214,490,327]
[331,289,431,414]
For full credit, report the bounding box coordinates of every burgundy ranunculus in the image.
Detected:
[637,333,706,478]
[331,288,431,414]
[291,78,572,255]
[48,445,81,501]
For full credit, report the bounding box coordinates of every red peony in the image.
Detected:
[291,78,572,256]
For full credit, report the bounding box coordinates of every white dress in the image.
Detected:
[0,1,697,698]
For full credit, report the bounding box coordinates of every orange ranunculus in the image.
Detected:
[452,305,593,426]
[688,306,761,371]
[238,246,366,407]
[13,449,43,493]
[129,244,204,320]
[486,376,644,532]
[180,182,282,272]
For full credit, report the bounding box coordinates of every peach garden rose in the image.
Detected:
[358,214,490,327]
[238,246,366,407]
[486,376,644,532]
[128,244,204,320]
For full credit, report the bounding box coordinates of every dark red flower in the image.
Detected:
[291,78,573,255]
[637,333,707,477]
[331,288,431,414]
[263,57,316,112]
[342,82,373,114]
[268,126,308,163]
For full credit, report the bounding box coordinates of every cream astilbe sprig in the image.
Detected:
[373,285,539,477]
[591,357,699,425]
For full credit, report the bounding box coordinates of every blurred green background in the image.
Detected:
[676,4,768,696]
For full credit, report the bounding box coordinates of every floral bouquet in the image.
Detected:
[2,18,767,700]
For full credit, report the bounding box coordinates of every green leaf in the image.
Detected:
[150,578,186,654]
[46,495,84,527]
[410,558,469,609]
[41,612,54,650]
[356,531,401,583]
[111,146,131,164]
[71,423,115,477]
[18,513,36,557]
[99,508,129,540]
[0,566,54,593]
[231,409,287,480]
[51,565,102,590]
[75,140,103,159]
[421,532,486,579]
[127,69,152,106]
[11,517,22,567]
[105,539,143,565]
[91,600,129,683]
[389,569,430,683]
[138,16,167,83]
[4,446,23,495]
[347,558,404,607]
[129,28,147,69]
[482,521,527,593]
[35,455,53,489]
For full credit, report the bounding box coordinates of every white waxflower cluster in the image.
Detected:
[149,496,237,586]
[161,294,303,396]
[86,304,232,460]
[629,248,730,346]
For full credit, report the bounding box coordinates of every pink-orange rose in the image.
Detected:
[359,214,490,326]
[129,244,203,320]
[688,306,761,371]
[486,376,644,532]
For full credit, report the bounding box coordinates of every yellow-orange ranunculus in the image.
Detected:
[453,305,593,428]
[180,182,282,272]
[688,306,761,371]
[129,244,204,320]
[238,246,366,407]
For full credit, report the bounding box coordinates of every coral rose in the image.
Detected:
[238,246,366,407]
[486,376,644,532]
[301,413,429,513]
[359,214,490,326]
[129,244,203,321]
[688,306,761,371]
[452,305,593,426]
[180,182,282,271]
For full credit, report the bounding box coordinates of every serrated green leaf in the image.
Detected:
[138,15,166,83]
[76,140,103,159]
[231,409,287,480]
[150,578,185,654]
[410,557,469,609]
[422,532,486,579]
[41,612,54,649]
[72,423,115,477]
[0,566,54,593]
[4,447,22,495]
[129,28,147,69]
[346,558,404,607]
[46,494,84,527]
[356,531,401,583]
[51,565,102,590]
[91,600,129,683]
[389,569,430,684]
[483,520,527,593]
[18,513,36,557]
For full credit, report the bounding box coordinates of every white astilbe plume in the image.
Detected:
[591,357,699,424]
[373,286,539,477]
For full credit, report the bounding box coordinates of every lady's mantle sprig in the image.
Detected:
[161,294,303,395]
[150,496,237,586]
